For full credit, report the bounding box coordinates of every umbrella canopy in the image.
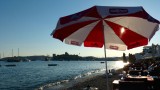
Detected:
[52,6,159,51]
[51,6,159,90]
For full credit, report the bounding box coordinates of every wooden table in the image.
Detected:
[127,75,154,81]
[112,76,158,90]
[112,80,120,90]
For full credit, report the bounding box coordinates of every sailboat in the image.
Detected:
[6,57,21,62]
[6,49,21,62]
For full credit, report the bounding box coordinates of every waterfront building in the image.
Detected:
[135,44,160,60]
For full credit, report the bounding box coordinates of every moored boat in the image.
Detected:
[6,57,21,62]
[5,64,16,67]
[48,64,58,66]
[100,61,105,63]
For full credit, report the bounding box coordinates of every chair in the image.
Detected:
[149,70,159,76]
[142,71,148,76]
[128,70,142,76]
[125,77,147,82]
[119,81,148,90]
[153,78,160,90]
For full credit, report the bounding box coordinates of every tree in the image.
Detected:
[123,53,127,63]
[128,53,136,64]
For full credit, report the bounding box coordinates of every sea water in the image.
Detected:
[0,60,122,90]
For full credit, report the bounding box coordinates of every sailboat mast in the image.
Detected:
[3,52,4,58]
[12,49,13,57]
[18,48,19,57]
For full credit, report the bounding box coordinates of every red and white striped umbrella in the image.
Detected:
[52,6,159,51]
[51,6,159,90]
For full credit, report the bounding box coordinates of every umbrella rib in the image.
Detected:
[106,17,127,23]
[105,17,130,29]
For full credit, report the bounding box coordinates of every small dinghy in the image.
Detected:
[5,64,16,67]
[48,64,58,66]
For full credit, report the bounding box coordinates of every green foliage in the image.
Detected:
[128,53,136,64]
[123,53,127,63]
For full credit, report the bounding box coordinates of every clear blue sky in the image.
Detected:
[0,0,160,58]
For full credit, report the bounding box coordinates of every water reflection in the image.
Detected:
[115,61,129,68]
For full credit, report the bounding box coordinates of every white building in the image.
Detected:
[135,44,160,60]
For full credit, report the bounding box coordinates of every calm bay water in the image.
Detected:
[0,60,122,90]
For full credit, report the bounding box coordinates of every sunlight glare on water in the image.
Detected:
[115,61,129,68]
[0,61,122,90]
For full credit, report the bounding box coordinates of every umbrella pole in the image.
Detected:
[102,25,109,90]
[104,45,109,90]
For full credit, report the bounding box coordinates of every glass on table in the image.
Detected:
[138,72,141,77]
[147,71,150,77]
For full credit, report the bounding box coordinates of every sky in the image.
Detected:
[0,0,160,58]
